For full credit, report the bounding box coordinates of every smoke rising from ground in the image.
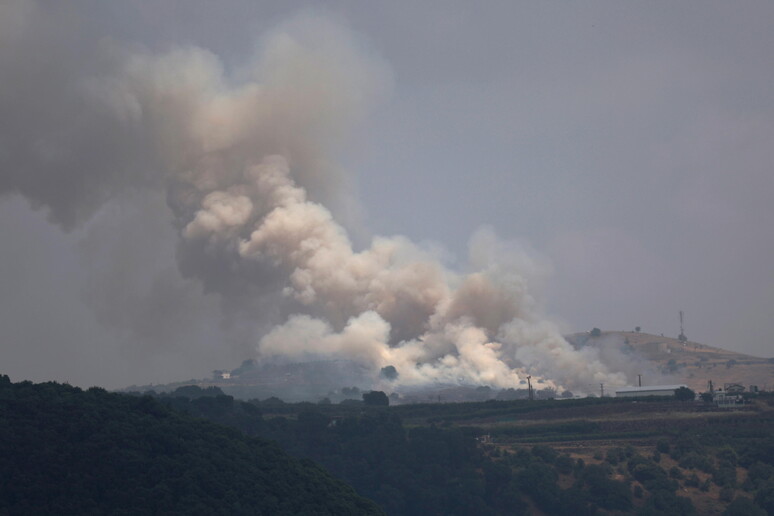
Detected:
[1,4,630,393]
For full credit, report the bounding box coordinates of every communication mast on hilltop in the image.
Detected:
[678,310,687,344]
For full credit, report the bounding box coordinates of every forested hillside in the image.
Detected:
[0,375,382,516]
[5,375,774,515]
[155,386,774,515]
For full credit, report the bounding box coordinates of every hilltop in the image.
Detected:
[126,331,774,402]
[569,330,774,393]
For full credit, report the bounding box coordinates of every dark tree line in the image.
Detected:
[6,376,773,516]
[0,375,382,516]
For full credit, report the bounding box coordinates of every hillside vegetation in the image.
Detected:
[5,374,774,515]
[151,385,774,515]
[0,375,382,516]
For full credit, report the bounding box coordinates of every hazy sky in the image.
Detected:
[2,1,772,389]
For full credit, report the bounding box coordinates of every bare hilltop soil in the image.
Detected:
[567,330,774,393]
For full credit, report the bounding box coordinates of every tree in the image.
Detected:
[674,387,695,402]
[0,378,383,515]
[580,464,632,511]
[341,386,360,397]
[755,481,774,515]
[362,390,389,406]
[719,486,735,503]
[380,365,399,381]
[590,328,602,337]
[635,326,641,332]
[723,496,766,516]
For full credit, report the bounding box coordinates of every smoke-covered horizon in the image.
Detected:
[2,2,772,392]
[0,4,632,393]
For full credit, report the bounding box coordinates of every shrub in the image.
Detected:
[679,452,715,474]
[747,462,774,489]
[641,491,696,515]
[555,454,574,475]
[685,473,700,488]
[713,466,737,487]
[719,486,735,503]
[362,390,389,406]
[674,387,696,402]
[722,496,767,516]
[672,435,702,461]
[630,461,677,493]
[517,462,560,513]
[606,447,626,465]
[754,481,774,515]
[532,444,558,464]
[581,464,632,511]
[717,447,738,467]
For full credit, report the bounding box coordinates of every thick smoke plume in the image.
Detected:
[1,4,628,393]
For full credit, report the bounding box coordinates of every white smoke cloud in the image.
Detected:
[1,4,630,393]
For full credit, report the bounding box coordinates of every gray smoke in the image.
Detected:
[1,3,629,393]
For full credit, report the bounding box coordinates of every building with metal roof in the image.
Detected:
[615,384,688,398]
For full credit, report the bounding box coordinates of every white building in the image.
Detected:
[615,384,688,398]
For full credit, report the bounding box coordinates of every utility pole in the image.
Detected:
[678,310,687,343]
[600,383,605,398]
[527,375,534,401]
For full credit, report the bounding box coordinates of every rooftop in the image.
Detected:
[615,384,687,393]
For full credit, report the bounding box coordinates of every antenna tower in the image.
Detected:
[678,310,687,343]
